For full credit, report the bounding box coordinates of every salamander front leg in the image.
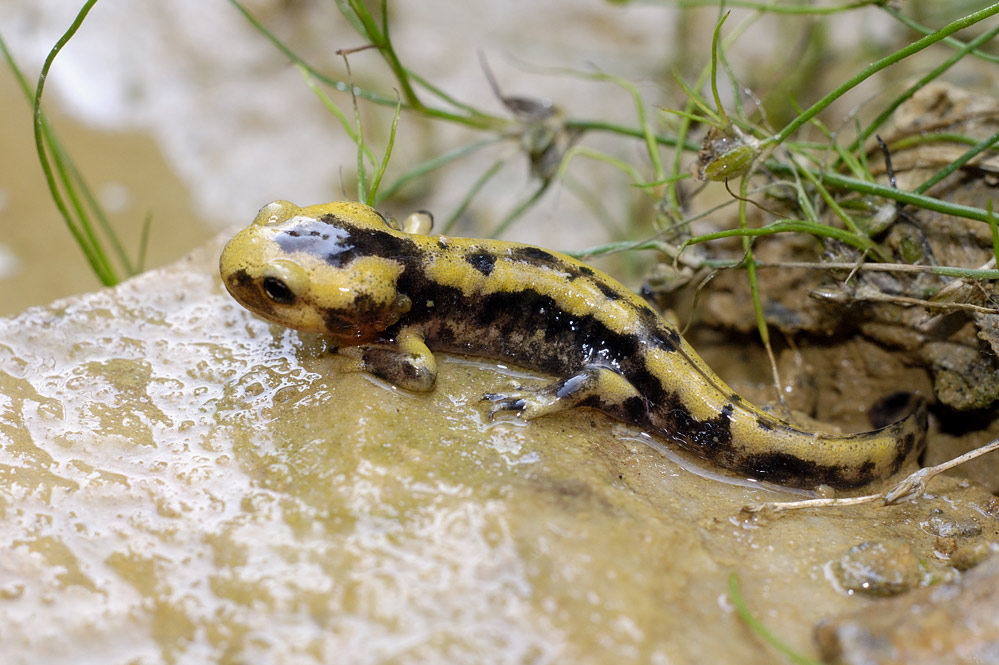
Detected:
[337,329,438,392]
[482,365,646,421]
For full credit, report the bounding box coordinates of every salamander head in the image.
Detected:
[219,200,413,344]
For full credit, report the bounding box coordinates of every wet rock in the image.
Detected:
[922,509,983,539]
[816,552,999,665]
[832,540,924,597]
[2,235,998,664]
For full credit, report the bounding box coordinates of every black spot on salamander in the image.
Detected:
[227,268,253,291]
[317,213,348,226]
[508,245,595,283]
[386,264,472,342]
[226,269,277,318]
[319,292,395,337]
[645,322,680,353]
[654,395,734,455]
[464,252,497,276]
[510,246,560,264]
[396,355,427,383]
[858,459,876,478]
[756,416,775,431]
[664,325,682,347]
[741,453,825,486]
[470,290,592,375]
[594,280,623,301]
[277,218,420,268]
[891,432,917,473]
[618,299,681,352]
[621,395,647,423]
[738,452,877,489]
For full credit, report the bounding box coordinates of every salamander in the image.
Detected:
[219,200,927,489]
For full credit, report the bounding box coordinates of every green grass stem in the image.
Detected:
[848,20,999,155]
[767,4,999,148]
[766,162,999,226]
[25,0,126,286]
[884,5,999,64]
[913,128,999,196]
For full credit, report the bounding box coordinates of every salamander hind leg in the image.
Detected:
[337,329,438,392]
[482,365,646,422]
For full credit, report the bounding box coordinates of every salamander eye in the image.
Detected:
[261,258,309,305]
[262,276,296,304]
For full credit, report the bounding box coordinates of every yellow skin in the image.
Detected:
[220,200,927,489]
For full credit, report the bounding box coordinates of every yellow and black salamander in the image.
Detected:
[220,200,926,489]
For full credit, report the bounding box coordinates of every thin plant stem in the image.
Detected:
[489,181,551,238]
[767,4,999,148]
[884,5,999,64]
[849,21,999,154]
[765,162,999,226]
[31,0,120,286]
[441,158,508,234]
[914,128,999,196]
